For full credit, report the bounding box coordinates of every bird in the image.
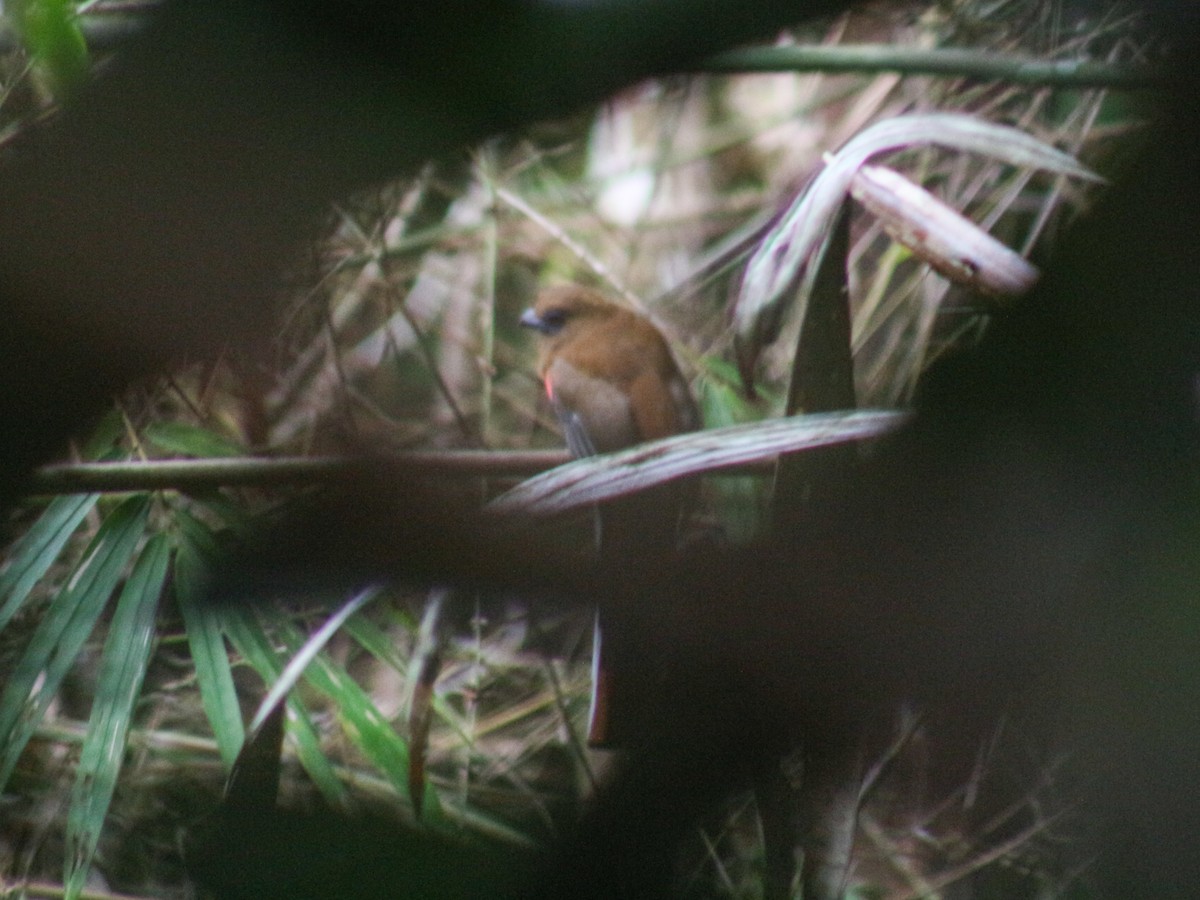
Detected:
[520,284,700,746]
[519,285,699,458]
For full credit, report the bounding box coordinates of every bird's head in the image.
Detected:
[519,285,619,339]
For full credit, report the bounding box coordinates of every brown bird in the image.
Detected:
[520,284,699,746]
[520,285,698,457]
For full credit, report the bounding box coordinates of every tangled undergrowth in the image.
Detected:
[0,1,1152,896]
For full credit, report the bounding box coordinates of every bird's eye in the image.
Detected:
[540,308,567,330]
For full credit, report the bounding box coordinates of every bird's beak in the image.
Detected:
[519,307,550,334]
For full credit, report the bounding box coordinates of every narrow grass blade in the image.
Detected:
[0,492,99,633]
[64,533,169,900]
[0,494,150,790]
[174,517,244,770]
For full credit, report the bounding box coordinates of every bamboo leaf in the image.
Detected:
[0,492,99,633]
[64,534,169,900]
[222,605,349,810]
[850,164,1040,297]
[249,587,380,735]
[266,610,429,815]
[174,516,244,769]
[0,494,150,791]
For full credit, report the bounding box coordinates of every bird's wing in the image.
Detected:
[628,368,699,440]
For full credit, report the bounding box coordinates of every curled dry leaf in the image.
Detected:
[488,410,907,517]
[850,164,1040,297]
[733,113,1102,394]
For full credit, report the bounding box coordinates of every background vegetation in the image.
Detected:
[0,1,1152,897]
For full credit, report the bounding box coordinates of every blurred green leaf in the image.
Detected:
[698,377,769,543]
[697,357,760,413]
[0,492,99,633]
[64,533,169,900]
[80,408,126,461]
[144,421,245,459]
[12,0,89,98]
[0,493,150,790]
[174,513,244,769]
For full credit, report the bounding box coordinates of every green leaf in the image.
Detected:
[249,588,380,735]
[64,534,169,900]
[0,493,150,791]
[222,606,349,810]
[143,421,244,459]
[697,359,761,424]
[698,378,769,544]
[174,516,244,769]
[12,0,89,99]
[0,492,99,634]
[267,610,424,812]
[80,408,126,461]
[344,610,409,673]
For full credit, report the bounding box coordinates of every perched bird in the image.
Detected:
[520,285,699,458]
[520,284,699,746]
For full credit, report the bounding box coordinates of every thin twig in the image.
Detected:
[27,451,570,494]
[704,45,1160,89]
[893,810,1066,899]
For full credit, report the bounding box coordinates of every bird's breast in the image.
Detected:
[544,357,640,453]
